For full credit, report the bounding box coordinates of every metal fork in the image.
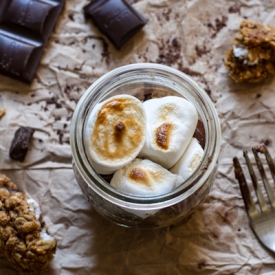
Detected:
[233,144,275,253]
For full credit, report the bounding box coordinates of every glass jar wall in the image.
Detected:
[70,63,221,229]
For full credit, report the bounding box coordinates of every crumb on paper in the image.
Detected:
[0,109,5,119]
[224,19,275,83]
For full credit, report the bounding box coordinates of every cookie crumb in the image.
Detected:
[0,109,5,119]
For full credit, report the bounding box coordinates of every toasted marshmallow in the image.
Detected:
[27,198,53,241]
[110,158,183,196]
[84,95,146,174]
[170,138,204,180]
[27,198,41,220]
[233,45,248,58]
[139,96,198,169]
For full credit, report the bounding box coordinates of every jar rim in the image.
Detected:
[70,63,221,209]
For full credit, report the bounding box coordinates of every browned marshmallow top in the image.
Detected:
[129,168,150,186]
[129,167,166,188]
[155,122,173,150]
[90,96,146,162]
[110,158,182,195]
[155,105,176,150]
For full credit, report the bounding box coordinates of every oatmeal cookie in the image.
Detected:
[0,174,57,272]
[224,19,275,82]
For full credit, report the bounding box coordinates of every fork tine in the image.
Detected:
[233,157,258,218]
[260,144,275,184]
[252,146,275,208]
[243,150,269,212]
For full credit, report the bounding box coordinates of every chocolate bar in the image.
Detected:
[84,0,147,49]
[9,126,35,162]
[0,0,65,82]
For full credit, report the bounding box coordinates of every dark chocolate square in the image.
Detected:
[84,0,147,49]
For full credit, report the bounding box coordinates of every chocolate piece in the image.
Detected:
[0,31,42,79]
[0,0,65,82]
[193,120,206,149]
[9,126,34,162]
[84,0,147,49]
[4,0,57,37]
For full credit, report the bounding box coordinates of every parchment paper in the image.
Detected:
[1,0,275,274]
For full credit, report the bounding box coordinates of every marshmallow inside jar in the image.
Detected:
[110,158,184,218]
[170,137,204,181]
[139,96,198,169]
[84,94,147,175]
[110,158,183,196]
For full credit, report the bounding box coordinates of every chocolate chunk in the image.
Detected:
[9,127,34,162]
[84,0,147,49]
[0,0,65,82]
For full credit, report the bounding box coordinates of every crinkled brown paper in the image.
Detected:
[1,0,275,274]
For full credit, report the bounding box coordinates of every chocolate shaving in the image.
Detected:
[228,5,241,13]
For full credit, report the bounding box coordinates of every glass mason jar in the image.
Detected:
[70,63,221,229]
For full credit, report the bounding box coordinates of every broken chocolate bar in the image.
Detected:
[84,0,147,49]
[9,126,34,162]
[0,0,65,82]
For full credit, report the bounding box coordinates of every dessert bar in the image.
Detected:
[0,174,57,272]
[224,19,275,83]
